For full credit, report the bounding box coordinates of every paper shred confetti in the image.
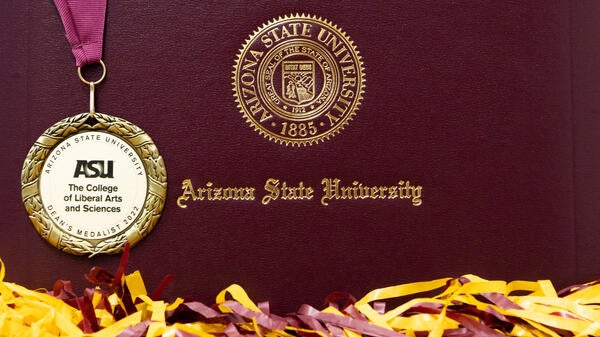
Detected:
[2,247,600,337]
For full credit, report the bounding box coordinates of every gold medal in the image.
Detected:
[21,61,167,256]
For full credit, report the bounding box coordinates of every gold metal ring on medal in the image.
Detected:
[77,60,107,85]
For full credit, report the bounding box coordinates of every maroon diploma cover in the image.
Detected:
[1,1,599,313]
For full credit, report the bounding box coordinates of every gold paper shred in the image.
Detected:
[5,258,600,336]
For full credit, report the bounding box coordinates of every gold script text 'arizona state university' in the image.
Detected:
[176,178,423,208]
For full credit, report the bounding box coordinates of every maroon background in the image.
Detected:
[1,1,599,314]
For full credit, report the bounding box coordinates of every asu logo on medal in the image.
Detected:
[233,14,365,146]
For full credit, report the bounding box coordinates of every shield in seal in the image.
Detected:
[281,60,315,105]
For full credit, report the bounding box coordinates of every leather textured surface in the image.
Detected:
[0,1,599,313]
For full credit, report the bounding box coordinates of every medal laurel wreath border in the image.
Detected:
[21,113,167,256]
[233,13,366,146]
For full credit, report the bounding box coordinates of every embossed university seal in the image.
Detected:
[233,14,365,146]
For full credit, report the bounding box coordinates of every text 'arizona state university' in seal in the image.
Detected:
[233,14,365,146]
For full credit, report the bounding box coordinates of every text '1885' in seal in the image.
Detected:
[233,14,365,146]
[21,113,167,256]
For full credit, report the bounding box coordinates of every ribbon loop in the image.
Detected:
[53,0,107,67]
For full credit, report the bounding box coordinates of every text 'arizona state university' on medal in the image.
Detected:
[233,14,365,146]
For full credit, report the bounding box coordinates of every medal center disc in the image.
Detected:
[39,131,147,240]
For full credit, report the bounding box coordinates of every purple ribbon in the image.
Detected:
[53,0,107,67]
